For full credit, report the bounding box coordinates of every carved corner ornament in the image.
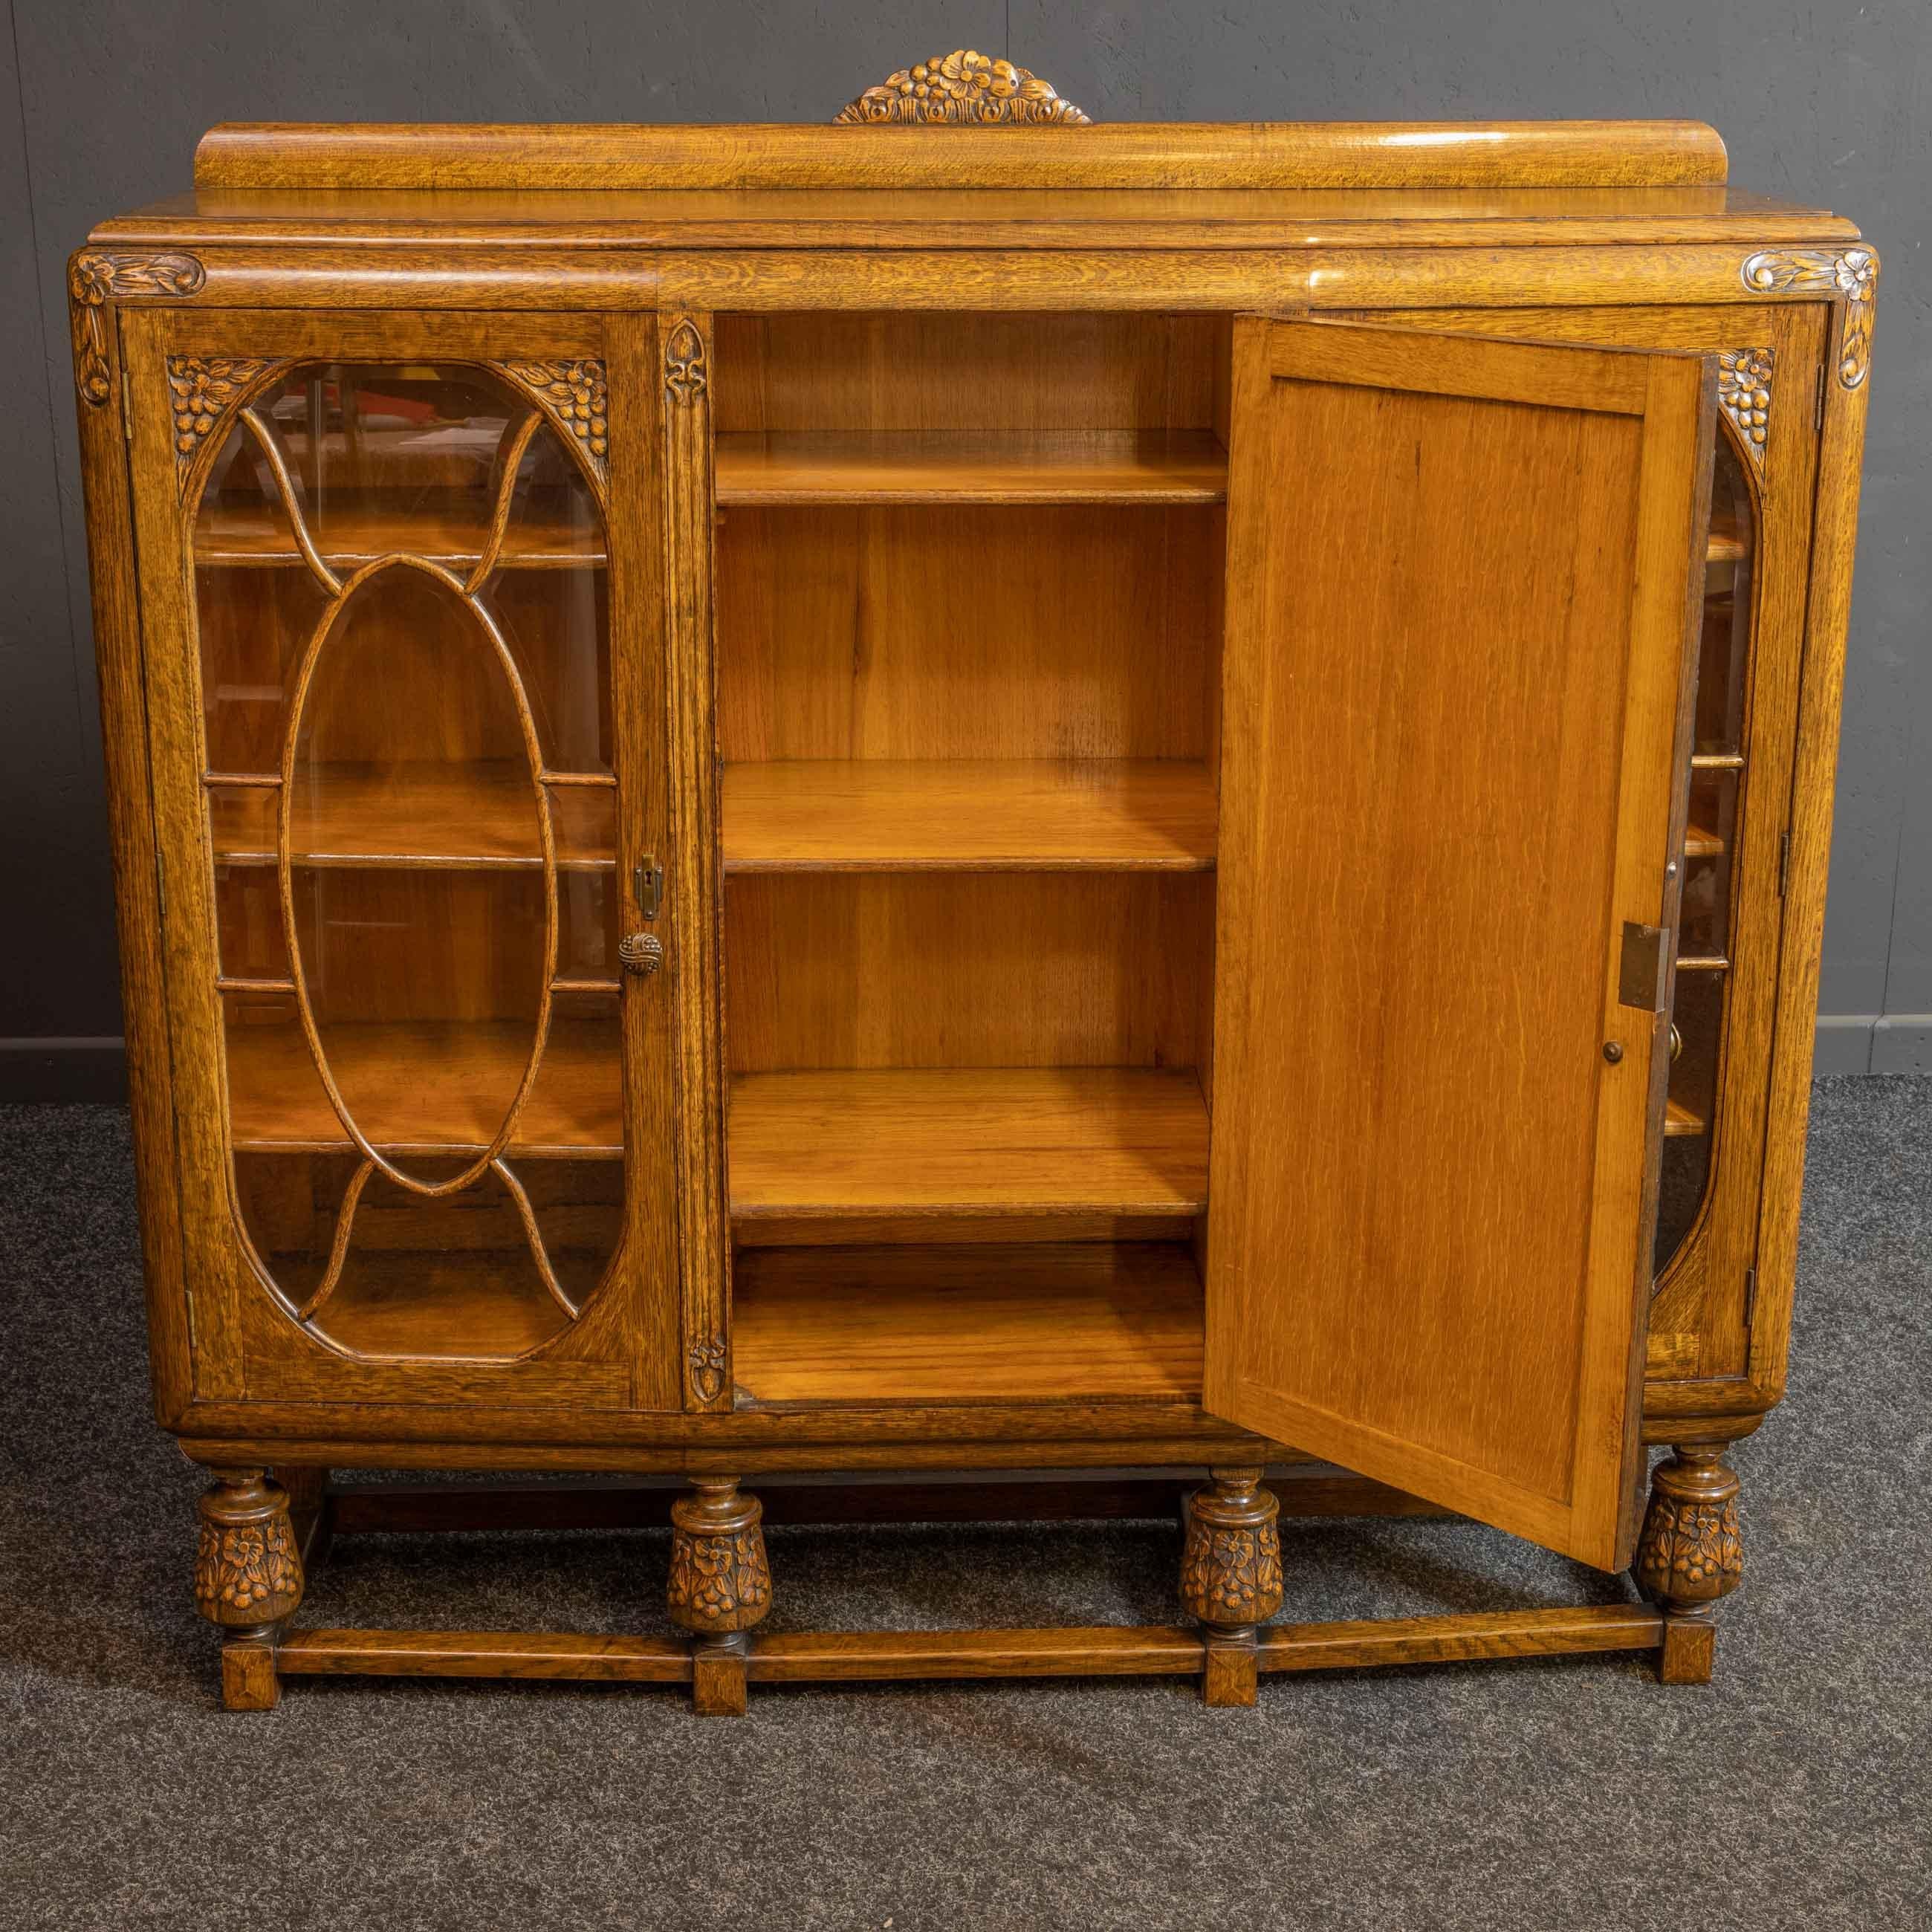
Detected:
[1717,348,1774,470]
[664,321,707,406]
[166,357,279,487]
[69,250,205,407]
[1740,247,1878,389]
[836,50,1091,126]
[687,1334,728,1404]
[1634,1447,1743,1611]
[503,359,609,480]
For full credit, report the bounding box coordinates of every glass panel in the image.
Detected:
[195,360,623,1361]
[1655,435,1754,1275]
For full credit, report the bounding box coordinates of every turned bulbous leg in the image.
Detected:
[1181,1466,1283,1706]
[194,1468,303,1710]
[1635,1445,1743,1685]
[667,1476,771,1716]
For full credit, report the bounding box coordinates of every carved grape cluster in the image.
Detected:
[507,359,609,466]
[1717,347,1774,464]
[167,357,269,463]
[837,50,1090,124]
[667,1529,771,1632]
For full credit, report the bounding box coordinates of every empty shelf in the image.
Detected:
[722,759,1217,872]
[713,429,1228,505]
[728,1068,1210,1224]
[731,1241,1205,1404]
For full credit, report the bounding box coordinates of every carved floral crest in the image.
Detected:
[836,50,1090,125]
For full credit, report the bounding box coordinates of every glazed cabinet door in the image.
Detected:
[1204,317,1715,1569]
[121,310,687,1416]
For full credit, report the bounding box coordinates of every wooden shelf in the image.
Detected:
[209,764,615,870]
[729,1068,1210,1224]
[195,496,603,568]
[1664,1097,1706,1137]
[1684,817,1725,860]
[722,760,1217,872]
[224,1014,622,1155]
[1705,506,1748,565]
[305,1251,571,1360]
[713,429,1228,505]
[730,1242,1204,1404]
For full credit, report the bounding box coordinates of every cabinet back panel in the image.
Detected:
[725,872,1211,1073]
[717,505,1219,761]
[713,312,1224,434]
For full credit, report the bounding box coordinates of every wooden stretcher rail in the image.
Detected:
[265,1605,1664,1691]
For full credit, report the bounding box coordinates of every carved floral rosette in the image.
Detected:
[1181,1471,1283,1630]
[667,1481,771,1635]
[836,50,1090,126]
[193,1474,304,1630]
[1634,1449,1743,1609]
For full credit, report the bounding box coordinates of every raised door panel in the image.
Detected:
[1330,302,1831,1399]
[121,308,684,1416]
[1205,317,1714,1569]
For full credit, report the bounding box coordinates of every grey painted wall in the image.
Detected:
[2,0,1925,1095]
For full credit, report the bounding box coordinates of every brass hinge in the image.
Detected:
[154,852,166,923]
[1743,1265,1758,1331]
[121,366,133,442]
[1815,363,1828,432]
[1777,828,1792,898]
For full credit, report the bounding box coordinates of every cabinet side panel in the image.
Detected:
[80,302,191,1422]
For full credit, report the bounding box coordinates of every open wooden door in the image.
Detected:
[1204,317,1716,1571]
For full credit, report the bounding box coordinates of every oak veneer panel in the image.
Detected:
[716,505,1219,762]
[730,1242,1203,1403]
[724,873,1212,1074]
[722,760,1216,872]
[1206,319,1711,1570]
[728,1069,1209,1222]
[210,764,615,869]
[713,430,1227,504]
[224,1014,622,1155]
[714,311,1222,435]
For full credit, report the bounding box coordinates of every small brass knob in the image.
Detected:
[1670,1023,1683,1062]
[619,932,664,976]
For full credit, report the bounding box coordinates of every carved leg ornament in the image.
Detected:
[667,1477,771,1716]
[1634,1446,1743,1685]
[194,1468,304,1711]
[1180,1467,1283,1707]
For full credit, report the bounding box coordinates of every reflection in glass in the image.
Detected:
[195,363,623,1361]
[1656,434,1754,1276]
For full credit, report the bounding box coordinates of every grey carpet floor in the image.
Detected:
[2,1078,1928,1931]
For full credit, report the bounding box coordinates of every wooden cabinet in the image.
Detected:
[71,88,1876,1712]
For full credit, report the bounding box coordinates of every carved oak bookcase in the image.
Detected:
[71,69,1875,1712]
